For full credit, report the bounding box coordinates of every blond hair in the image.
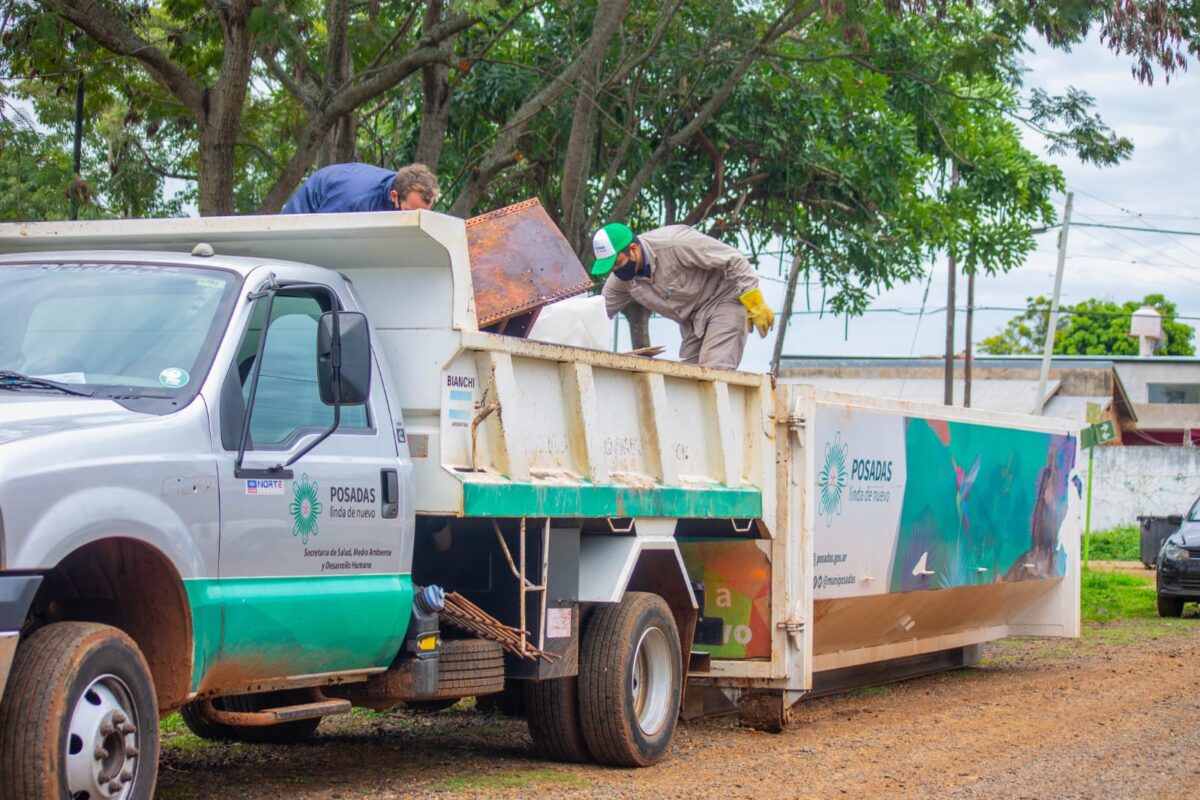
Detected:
[394,164,439,204]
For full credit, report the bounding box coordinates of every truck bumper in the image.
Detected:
[0,574,42,706]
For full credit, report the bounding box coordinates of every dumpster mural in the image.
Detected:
[678,539,772,659]
[812,406,1077,599]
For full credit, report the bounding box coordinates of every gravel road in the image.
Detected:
[158,614,1200,800]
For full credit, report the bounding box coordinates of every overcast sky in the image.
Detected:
[626,35,1200,371]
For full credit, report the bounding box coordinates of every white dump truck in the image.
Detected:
[0,207,1079,798]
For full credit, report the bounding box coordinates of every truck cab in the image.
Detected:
[0,209,723,797]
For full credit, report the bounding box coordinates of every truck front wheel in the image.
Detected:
[578,592,682,767]
[0,622,159,800]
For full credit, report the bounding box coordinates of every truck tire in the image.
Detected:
[0,622,159,800]
[426,639,506,700]
[178,698,233,741]
[1157,594,1185,618]
[179,690,321,744]
[525,677,590,762]
[578,592,682,767]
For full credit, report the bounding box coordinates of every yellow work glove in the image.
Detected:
[739,287,775,338]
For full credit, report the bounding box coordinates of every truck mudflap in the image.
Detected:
[0,574,42,706]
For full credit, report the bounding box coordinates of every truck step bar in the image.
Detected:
[199,697,351,727]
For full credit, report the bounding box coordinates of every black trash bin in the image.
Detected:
[1137,515,1183,568]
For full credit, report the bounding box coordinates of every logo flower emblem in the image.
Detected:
[818,432,848,527]
[290,474,322,544]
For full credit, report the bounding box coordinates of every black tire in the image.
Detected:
[1158,593,1186,618]
[178,698,235,741]
[525,677,591,762]
[179,689,321,744]
[0,622,160,800]
[425,639,506,700]
[578,592,682,767]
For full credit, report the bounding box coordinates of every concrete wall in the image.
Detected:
[1088,446,1200,530]
[1113,361,1200,403]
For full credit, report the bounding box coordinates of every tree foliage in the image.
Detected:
[979,293,1196,356]
[1,0,1196,349]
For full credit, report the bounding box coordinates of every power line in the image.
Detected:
[1072,222,1200,238]
[1072,226,1200,288]
[785,305,1200,321]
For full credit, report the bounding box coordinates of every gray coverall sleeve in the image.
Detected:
[671,226,758,296]
[601,275,630,319]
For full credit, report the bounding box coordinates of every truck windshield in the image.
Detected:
[0,262,238,397]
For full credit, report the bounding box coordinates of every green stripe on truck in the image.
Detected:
[461,481,762,519]
[184,574,413,692]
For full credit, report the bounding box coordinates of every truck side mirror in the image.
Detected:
[318,311,371,406]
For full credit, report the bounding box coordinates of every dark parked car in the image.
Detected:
[1156,497,1200,617]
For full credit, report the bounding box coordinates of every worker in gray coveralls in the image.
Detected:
[590,222,775,370]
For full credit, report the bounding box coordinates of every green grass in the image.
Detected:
[1085,525,1139,561]
[160,712,187,735]
[1081,567,1157,622]
[434,769,589,792]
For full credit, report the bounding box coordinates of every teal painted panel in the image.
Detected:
[184,574,412,691]
[461,482,762,519]
[890,419,1076,593]
[183,580,223,692]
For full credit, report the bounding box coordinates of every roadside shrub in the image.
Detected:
[1086,525,1139,561]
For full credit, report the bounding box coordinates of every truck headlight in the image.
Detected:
[1163,542,1189,562]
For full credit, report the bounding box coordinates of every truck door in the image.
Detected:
[206,279,411,688]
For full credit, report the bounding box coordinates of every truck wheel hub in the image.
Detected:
[66,674,139,799]
[631,626,672,736]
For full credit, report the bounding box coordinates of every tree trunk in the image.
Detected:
[449,0,632,217]
[560,2,615,253]
[770,252,804,375]
[622,302,651,350]
[414,0,453,171]
[610,0,820,221]
[196,126,238,216]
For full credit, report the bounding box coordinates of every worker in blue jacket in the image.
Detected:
[281,163,439,214]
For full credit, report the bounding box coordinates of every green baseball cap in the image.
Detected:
[590,222,634,277]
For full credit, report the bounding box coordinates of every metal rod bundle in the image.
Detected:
[440,592,559,662]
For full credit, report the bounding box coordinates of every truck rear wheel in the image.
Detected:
[578,592,682,767]
[0,622,159,800]
[525,677,590,762]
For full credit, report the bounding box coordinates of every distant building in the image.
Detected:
[778,355,1200,446]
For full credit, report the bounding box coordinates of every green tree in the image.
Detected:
[979,294,1196,356]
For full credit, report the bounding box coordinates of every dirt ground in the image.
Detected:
[157,612,1200,800]
[1089,559,1157,578]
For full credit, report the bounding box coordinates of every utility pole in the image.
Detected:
[943,162,959,406]
[1034,192,1073,415]
[964,267,975,407]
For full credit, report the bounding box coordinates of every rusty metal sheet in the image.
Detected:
[466,198,593,330]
